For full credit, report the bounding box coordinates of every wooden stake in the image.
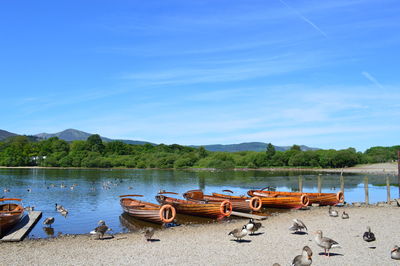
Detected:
[317,174,322,193]
[386,175,391,203]
[298,175,303,193]
[364,176,369,205]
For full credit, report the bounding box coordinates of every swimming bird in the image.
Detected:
[55,203,63,211]
[246,218,262,235]
[328,206,338,217]
[90,220,112,239]
[24,206,35,212]
[228,225,248,241]
[144,227,155,241]
[314,230,341,257]
[292,246,313,266]
[391,245,400,260]
[289,219,308,233]
[341,211,349,219]
[27,188,32,192]
[363,226,375,242]
[43,217,55,227]
[3,188,10,193]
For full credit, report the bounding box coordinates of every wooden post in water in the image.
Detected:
[386,175,391,203]
[317,174,322,193]
[298,175,303,193]
[364,176,369,205]
[340,171,345,193]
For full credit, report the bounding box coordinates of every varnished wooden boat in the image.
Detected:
[248,189,344,206]
[120,194,176,224]
[247,190,310,209]
[183,189,262,213]
[0,198,24,236]
[155,192,232,219]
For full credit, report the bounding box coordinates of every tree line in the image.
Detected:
[0,135,398,169]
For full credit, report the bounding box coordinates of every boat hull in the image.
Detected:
[247,190,309,209]
[120,198,176,224]
[248,190,344,206]
[0,200,24,236]
[156,195,232,219]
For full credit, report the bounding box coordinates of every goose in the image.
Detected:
[55,203,63,211]
[292,246,313,266]
[391,245,400,260]
[363,226,375,242]
[289,219,308,233]
[246,218,262,235]
[90,220,112,239]
[144,227,155,241]
[341,211,349,219]
[43,217,55,227]
[314,230,341,257]
[328,206,338,217]
[228,225,248,241]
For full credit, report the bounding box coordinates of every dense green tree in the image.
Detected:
[87,134,105,154]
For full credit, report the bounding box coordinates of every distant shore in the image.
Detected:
[0,162,397,174]
[1,204,399,265]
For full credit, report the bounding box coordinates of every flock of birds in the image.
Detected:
[226,206,400,265]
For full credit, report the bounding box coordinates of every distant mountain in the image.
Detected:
[34,129,153,145]
[0,129,18,141]
[191,142,318,152]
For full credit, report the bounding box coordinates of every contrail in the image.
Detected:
[277,0,328,39]
[362,71,384,89]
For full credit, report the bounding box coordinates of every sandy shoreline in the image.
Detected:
[1,204,399,265]
[0,162,398,174]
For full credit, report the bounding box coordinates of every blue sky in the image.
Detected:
[1,0,399,151]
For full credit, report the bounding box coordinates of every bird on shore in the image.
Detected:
[246,218,262,235]
[144,227,155,241]
[90,220,112,240]
[43,217,55,227]
[314,230,341,257]
[391,245,400,260]
[292,246,313,266]
[363,226,375,242]
[328,206,338,217]
[341,211,349,219]
[289,219,308,233]
[228,225,248,241]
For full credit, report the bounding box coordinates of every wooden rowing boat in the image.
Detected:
[247,190,310,209]
[183,189,262,213]
[120,195,176,224]
[0,198,24,236]
[155,192,232,219]
[248,189,344,206]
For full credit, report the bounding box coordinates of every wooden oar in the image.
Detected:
[158,191,179,195]
[119,194,144,198]
[222,189,234,193]
[0,198,23,201]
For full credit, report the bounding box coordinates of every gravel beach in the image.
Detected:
[1,204,399,266]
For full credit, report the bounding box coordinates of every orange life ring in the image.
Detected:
[300,194,310,206]
[249,196,262,211]
[159,204,176,223]
[220,200,232,216]
[336,191,344,203]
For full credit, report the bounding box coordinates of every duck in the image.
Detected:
[363,226,375,242]
[245,218,262,235]
[24,206,35,212]
[391,245,400,260]
[3,188,10,193]
[292,246,313,266]
[43,217,55,227]
[328,206,338,217]
[144,227,155,241]
[341,211,349,219]
[27,188,32,192]
[289,219,307,233]
[314,230,341,257]
[228,225,248,241]
[90,220,112,239]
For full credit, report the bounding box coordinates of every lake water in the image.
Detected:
[0,168,398,239]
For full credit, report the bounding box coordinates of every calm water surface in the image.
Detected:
[0,168,398,238]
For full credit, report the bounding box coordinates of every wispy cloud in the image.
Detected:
[362,71,384,89]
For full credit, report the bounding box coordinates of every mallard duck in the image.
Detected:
[391,245,400,260]
[328,206,338,217]
[228,225,248,241]
[90,220,112,239]
[289,219,308,233]
[341,211,349,219]
[292,246,313,266]
[363,226,375,242]
[314,230,341,257]
[246,218,262,235]
[144,227,155,241]
[43,217,55,227]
